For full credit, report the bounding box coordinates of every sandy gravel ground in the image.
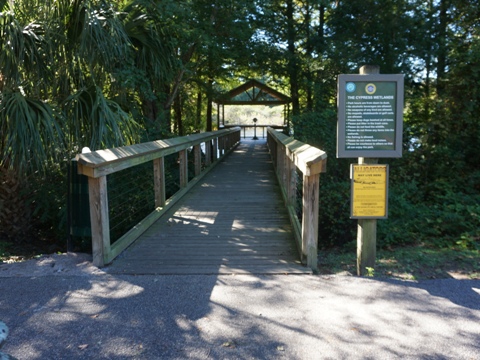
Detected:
[0,253,479,359]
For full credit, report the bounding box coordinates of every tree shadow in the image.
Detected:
[1,273,480,359]
[375,277,480,311]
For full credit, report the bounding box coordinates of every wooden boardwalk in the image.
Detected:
[106,140,310,275]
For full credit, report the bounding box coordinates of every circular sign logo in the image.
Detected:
[365,83,376,94]
[346,82,356,93]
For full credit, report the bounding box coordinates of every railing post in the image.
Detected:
[302,173,320,269]
[194,144,201,177]
[282,144,289,189]
[88,176,110,267]
[286,151,296,206]
[276,142,282,174]
[153,157,166,207]
[179,149,188,188]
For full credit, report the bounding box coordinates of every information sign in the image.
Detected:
[351,164,389,219]
[337,74,404,158]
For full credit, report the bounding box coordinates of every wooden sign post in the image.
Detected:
[356,65,379,276]
[337,65,404,276]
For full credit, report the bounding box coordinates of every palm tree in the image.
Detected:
[0,0,143,240]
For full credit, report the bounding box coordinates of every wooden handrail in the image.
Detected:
[76,128,241,267]
[267,128,327,271]
[76,130,239,178]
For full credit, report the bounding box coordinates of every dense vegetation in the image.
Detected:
[1,0,479,255]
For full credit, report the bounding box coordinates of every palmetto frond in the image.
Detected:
[0,90,64,172]
[0,10,53,94]
[121,0,178,85]
[63,86,140,151]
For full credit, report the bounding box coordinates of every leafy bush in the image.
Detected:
[293,109,480,252]
[378,177,480,249]
[292,109,356,248]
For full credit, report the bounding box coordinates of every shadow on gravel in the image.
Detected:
[1,274,480,359]
[375,278,480,310]
[0,274,297,359]
[0,274,216,359]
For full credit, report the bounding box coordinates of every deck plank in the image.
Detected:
[106,139,310,275]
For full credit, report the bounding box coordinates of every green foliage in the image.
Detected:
[29,163,69,242]
[319,245,480,280]
[379,179,480,249]
[292,109,356,248]
[0,241,10,257]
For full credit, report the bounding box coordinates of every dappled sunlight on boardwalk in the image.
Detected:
[106,140,309,275]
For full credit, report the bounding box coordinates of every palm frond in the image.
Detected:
[0,90,64,172]
[74,0,133,75]
[0,6,54,95]
[63,86,140,151]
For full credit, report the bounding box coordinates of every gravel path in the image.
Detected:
[1,254,479,359]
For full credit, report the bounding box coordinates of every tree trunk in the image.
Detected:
[196,90,202,131]
[436,0,449,97]
[287,0,300,116]
[206,79,213,131]
[305,1,313,112]
[174,93,183,136]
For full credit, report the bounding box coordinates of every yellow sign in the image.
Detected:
[351,164,388,218]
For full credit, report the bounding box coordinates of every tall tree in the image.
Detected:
[327,0,413,73]
[186,0,257,131]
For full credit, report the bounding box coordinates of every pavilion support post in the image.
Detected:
[153,157,166,208]
[88,176,110,267]
[222,104,225,127]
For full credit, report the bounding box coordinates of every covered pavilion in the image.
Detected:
[214,79,292,134]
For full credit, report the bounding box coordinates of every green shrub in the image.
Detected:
[293,109,480,252]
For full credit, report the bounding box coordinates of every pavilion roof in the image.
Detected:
[215,79,291,105]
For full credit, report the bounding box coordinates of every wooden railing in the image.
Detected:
[76,128,241,267]
[222,124,287,139]
[267,128,327,270]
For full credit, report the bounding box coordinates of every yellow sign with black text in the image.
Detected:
[351,164,388,219]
